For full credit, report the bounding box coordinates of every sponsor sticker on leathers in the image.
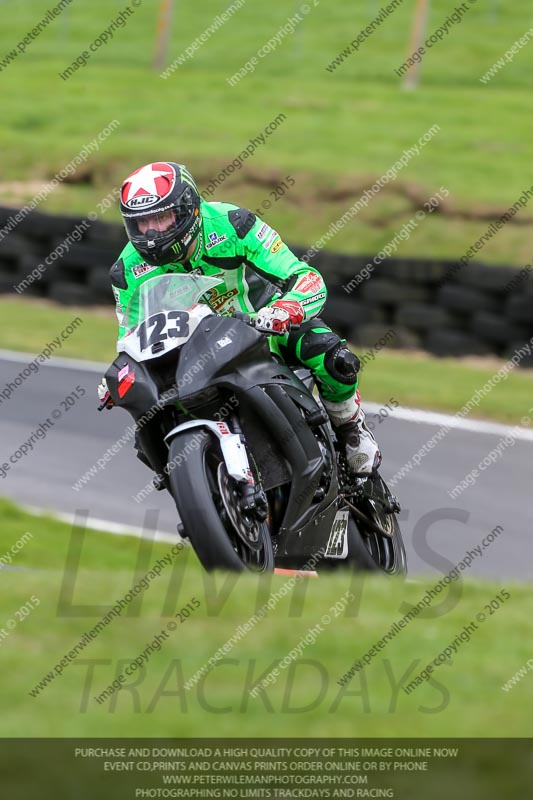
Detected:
[301,291,326,306]
[255,223,270,242]
[263,230,278,250]
[206,231,228,249]
[294,271,323,295]
[205,286,239,312]
[132,263,158,279]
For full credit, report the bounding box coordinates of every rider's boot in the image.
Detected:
[322,391,382,476]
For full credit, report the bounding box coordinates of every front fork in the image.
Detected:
[228,412,269,521]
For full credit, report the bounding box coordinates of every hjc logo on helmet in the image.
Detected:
[125,194,160,210]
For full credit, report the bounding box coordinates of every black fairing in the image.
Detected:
[104,313,342,566]
[105,353,178,478]
[175,315,275,399]
[105,354,159,421]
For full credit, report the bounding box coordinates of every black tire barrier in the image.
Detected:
[352,323,421,351]
[85,219,127,248]
[456,262,519,293]
[395,302,458,331]
[0,275,16,293]
[324,254,375,281]
[437,284,499,314]
[0,204,532,364]
[88,268,115,300]
[522,276,533,296]
[470,311,530,346]
[505,342,533,367]
[48,280,95,306]
[360,278,430,305]
[505,295,533,324]
[323,295,386,330]
[376,257,450,285]
[15,255,51,292]
[426,329,493,358]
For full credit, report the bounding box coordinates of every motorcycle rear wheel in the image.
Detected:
[348,473,407,575]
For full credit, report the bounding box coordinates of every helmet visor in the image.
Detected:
[123,208,191,262]
[126,208,177,237]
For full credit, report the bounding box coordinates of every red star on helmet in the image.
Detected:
[121,162,176,204]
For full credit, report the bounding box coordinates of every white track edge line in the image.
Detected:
[364,402,533,441]
[21,504,178,543]
[0,348,108,372]
[2,350,532,441]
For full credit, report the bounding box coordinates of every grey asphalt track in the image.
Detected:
[0,355,531,580]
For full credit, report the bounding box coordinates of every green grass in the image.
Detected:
[0,298,116,361]
[0,1,532,264]
[2,296,532,424]
[0,498,530,738]
[357,350,533,425]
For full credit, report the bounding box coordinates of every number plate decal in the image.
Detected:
[325,509,349,559]
[137,311,190,352]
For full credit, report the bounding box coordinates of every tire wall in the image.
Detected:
[1,205,532,365]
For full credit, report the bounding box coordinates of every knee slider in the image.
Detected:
[324,344,360,385]
[299,329,339,361]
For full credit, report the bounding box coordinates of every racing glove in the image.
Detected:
[97,378,114,410]
[255,299,304,335]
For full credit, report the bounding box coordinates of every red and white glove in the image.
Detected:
[97,378,114,409]
[255,299,305,335]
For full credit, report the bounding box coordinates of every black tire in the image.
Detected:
[521,272,533,296]
[319,474,407,575]
[167,430,274,573]
[374,258,450,285]
[88,267,116,303]
[60,243,116,269]
[360,279,429,305]
[504,341,533,368]
[48,280,94,305]
[323,254,370,281]
[322,297,385,329]
[351,323,421,353]
[86,220,128,248]
[395,302,456,331]
[0,234,34,260]
[425,328,492,357]
[17,255,52,288]
[0,275,18,293]
[16,210,79,239]
[470,311,529,346]
[437,284,497,314]
[350,323,399,350]
[505,295,533,325]
[455,262,519,293]
[348,473,407,575]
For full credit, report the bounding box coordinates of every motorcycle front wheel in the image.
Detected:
[167,430,274,573]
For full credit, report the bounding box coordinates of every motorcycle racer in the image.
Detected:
[101,161,381,475]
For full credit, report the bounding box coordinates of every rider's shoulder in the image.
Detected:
[202,200,257,239]
[110,242,158,289]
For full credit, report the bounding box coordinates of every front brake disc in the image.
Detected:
[217,463,262,551]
